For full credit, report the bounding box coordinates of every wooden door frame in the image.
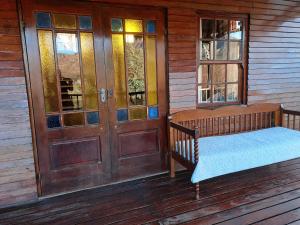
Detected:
[18,0,169,197]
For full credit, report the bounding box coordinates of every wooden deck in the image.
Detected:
[2,158,300,225]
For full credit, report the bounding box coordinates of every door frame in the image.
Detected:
[18,0,169,197]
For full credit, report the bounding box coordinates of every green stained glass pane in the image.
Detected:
[111,18,123,32]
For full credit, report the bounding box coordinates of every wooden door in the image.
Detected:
[103,7,167,180]
[22,0,111,195]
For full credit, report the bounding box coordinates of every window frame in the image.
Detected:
[196,11,249,108]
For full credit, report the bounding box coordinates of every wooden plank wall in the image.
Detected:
[0,0,37,208]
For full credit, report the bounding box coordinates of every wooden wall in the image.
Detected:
[1,0,300,207]
[0,0,37,208]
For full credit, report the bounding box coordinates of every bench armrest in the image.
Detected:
[282,109,300,130]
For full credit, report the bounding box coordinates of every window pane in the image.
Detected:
[213,85,225,102]
[201,41,213,60]
[112,34,127,108]
[145,36,158,106]
[198,65,210,84]
[37,30,59,113]
[87,112,99,124]
[229,41,241,60]
[36,12,51,28]
[216,20,228,39]
[80,32,98,110]
[56,33,82,111]
[212,64,225,83]
[148,106,159,119]
[129,107,147,120]
[125,35,145,106]
[215,41,228,60]
[53,14,76,29]
[117,109,128,122]
[230,20,243,40]
[79,16,92,30]
[201,19,214,39]
[125,19,143,32]
[47,115,61,128]
[64,113,84,126]
[227,84,239,102]
[146,20,156,33]
[111,18,123,32]
[198,84,211,103]
[227,64,240,82]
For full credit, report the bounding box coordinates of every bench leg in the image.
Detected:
[170,153,176,178]
[195,183,200,200]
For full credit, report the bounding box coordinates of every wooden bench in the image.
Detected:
[168,103,300,199]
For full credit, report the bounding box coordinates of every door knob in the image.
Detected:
[99,88,106,103]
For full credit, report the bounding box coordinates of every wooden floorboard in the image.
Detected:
[2,159,300,224]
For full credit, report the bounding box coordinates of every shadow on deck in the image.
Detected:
[2,158,300,224]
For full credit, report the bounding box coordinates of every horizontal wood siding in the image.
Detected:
[0,0,37,208]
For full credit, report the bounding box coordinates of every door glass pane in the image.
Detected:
[125,34,145,106]
[117,109,128,122]
[201,41,213,60]
[87,112,99,124]
[80,32,98,110]
[38,30,59,113]
[36,12,52,28]
[227,84,239,102]
[213,85,225,102]
[229,41,241,60]
[198,84,210,103]
[212,64,225,83]
[198,65,210,84]
[53,14,76,29]
[146,21,156,33]
[64,113,84,126]
[111,18,123,32]
[201,19,214,39]
[47,115,61,128]
[216,20,228,39]
[112,34,127,108]
[148,106,158,119]
[215,41,228,60]
[230,20,242,40]
[227,64,239,82]
[125,19,143,32]
[129,107,147,120]
[79,16,92,30]
[145,36,157,106]
[56,33,82,111]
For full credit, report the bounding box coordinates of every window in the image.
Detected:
[198,13,248,106]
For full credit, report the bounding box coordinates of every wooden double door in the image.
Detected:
[22,0,167,196]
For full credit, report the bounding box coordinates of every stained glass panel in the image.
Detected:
[111,18,123,32]
[125,19,143,32]
[53,14,76,29]
[149,106,158,119]
[47,115,61,128]
[117,109,128,122]
[79,16,92,30]
[87,112,99,124]
[129,107,147,120]
[146,20,156,33]
[36,12,51,28]
[64,113,84,126]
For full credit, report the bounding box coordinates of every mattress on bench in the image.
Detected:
[181,127,300,183]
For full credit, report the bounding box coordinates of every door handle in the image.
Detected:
[99,88,106,103]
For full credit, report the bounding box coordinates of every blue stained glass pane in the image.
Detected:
[36,12,51,28]
[149,106,159,119]
[47,115,61,128]
[146,20,156,33]
[79,16,92,30]
[87,112,99,124]
[111,18,123,32]
[117,109,128,122]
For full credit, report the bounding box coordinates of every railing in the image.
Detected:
[282,109,300,131]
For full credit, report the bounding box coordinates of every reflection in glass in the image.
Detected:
[201,41,213,60]
[80,32,98,110]
[87,112,99,124]
[230,20,242,40]
[38,30,59,113]
[36,12,51,28]
[56,33,82,111]
[117,109,128,122]
[112,34,127,108]
[201,19,214,39]
[149,106,159,119]
[111,18,123,32]
[125,35,145,106]
[227,64,239,82]
[64,113,84,126]
[198,65,210,84]
[229,41,241,60]
[213,85,225,102]
[146,21,156,33]
[227,84,239,102]
[125,19,143,32]
[215,41,228,60]
[79,16,92,30]
[129,107,147,120]
[47,115,61,128]
[145,36,158,106]
[198,84,211,103]
[212,64,225,83]
[53,14,76,29]
[216,20,228,39]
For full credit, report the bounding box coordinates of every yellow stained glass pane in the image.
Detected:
[80,32,98,110]
[37,30,59,113]
[53,14,76,29]
[125,19,143,32]
[63,113,84,126]
[112,34,127,108]
[145,36,157,106]
[129,107,147,120]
